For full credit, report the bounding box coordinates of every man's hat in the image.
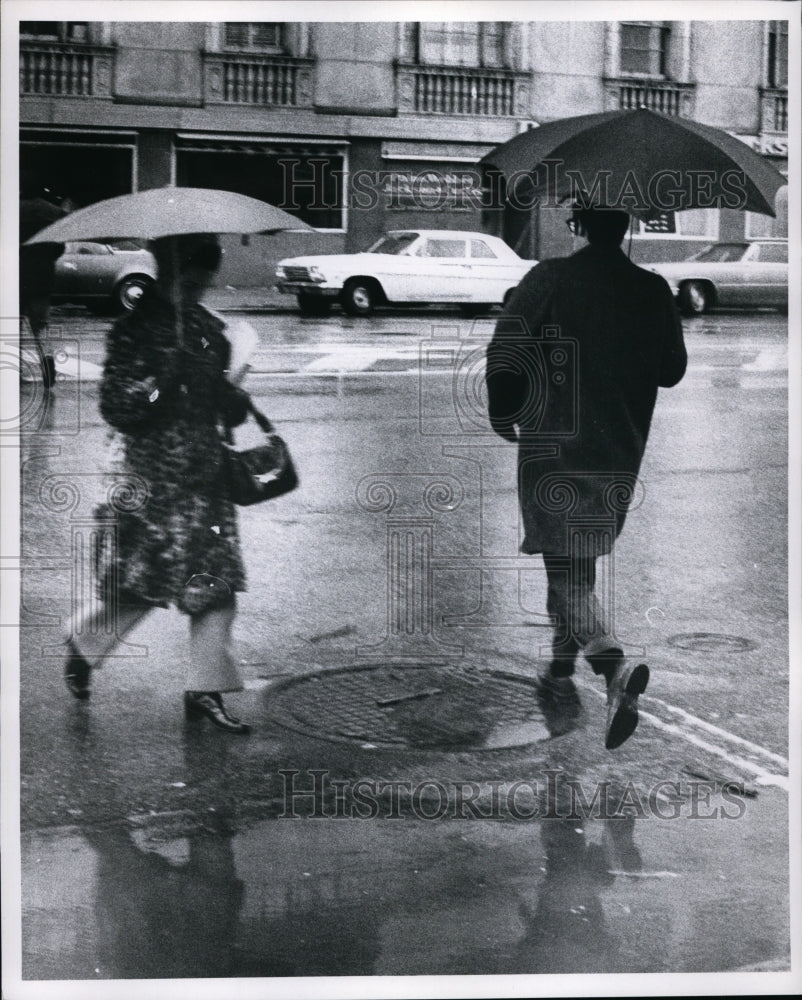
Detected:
[568,190,630,222]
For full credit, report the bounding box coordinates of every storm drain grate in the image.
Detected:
[266,663,550,751]
[667,632,757,653]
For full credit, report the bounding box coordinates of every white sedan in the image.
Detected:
[275,230,534,317]
[647,240,788,315]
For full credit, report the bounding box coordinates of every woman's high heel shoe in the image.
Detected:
[64,641,92,700]
[184,691,251,734]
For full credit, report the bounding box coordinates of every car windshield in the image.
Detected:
[690,243,748,263]
[366,233,419,255]
[109,239,146,252]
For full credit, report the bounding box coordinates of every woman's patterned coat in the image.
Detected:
[97,290,249,615]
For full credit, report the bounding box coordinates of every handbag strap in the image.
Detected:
[221,397,275,445]
[245,398,275,434]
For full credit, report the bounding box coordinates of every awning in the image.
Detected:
[176,133,348,157]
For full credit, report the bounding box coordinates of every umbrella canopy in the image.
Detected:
[24,187,314,244]
[480,108,785,219]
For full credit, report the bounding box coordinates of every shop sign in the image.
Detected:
[381,167,484,211]
[734,134,788,157]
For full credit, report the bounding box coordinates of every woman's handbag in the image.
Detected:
[222,399,298,505]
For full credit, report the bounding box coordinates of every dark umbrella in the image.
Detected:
[24,186,314,244]
[480,108,785,219]
[20,197,67,243]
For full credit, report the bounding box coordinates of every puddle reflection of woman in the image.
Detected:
[84,823,245,979]
[63,233,253,733]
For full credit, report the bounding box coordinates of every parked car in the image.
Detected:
[647,240,788,315]
[52,240,157,314]
[275,230,534,316]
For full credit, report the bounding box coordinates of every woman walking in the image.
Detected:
[63,232,253,734]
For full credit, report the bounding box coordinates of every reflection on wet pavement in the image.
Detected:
[22,782,789,979]
[17,312,791,982]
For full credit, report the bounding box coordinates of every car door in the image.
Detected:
[747,242,788,307]
[412,237,470,302]
[55,242,115,298]
[468,237,516,304]
[707,244,751,306]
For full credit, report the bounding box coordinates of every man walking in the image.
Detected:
[486,204,687,749]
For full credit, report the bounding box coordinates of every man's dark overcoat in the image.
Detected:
[486,244,687,556]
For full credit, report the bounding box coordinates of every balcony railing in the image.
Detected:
[760,88,787,133]
[605,78,695,117]
[203,53,314,106]
[396,64,530,117]
[20,43,114,97]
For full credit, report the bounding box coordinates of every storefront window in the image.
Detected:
[746,186,788,238]
[634,208,718,239]
[20,129,135,208]
[176,142,345,230]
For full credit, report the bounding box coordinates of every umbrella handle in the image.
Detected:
[176,301,184,349]
[170,238,185,348]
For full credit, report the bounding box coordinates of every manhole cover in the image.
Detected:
[267,663,550,751]
[667,632,757,653]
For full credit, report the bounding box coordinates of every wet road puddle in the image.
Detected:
[265,664,551,750]
[21,784,789,979]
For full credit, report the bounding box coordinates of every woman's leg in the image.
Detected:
[184,598,250,734]
[186,598,242,693]
[72,600,152,668]
[65,598,152,699]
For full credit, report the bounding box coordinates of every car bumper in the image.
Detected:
[276,282,341,298]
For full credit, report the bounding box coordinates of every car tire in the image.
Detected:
[297,293,331,317]
[114,274,152,313]
[341,279,378,317]
[679,280,711,316]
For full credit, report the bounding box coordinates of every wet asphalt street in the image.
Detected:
[12,305,792,985]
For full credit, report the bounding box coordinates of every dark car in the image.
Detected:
[52,240,157,314]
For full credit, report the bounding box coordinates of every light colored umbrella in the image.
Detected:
[480,108,785,219]
[24,186,314,244]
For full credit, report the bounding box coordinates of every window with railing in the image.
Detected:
[406,22,505,67]
[617,80,692,115]
[21,21,90,43]
[397,21,528,117]
[20,22,113,98]
[767,20,787,88]
[604,21,694,117]
[620,21,670,76]
[760,21,788,135]
[223,22,283,51]
[204,24,313,107]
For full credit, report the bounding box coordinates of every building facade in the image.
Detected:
[19,19,789,283]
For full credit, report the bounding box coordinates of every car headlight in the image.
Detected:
[275,265,286,279]
[308,266,326,283]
